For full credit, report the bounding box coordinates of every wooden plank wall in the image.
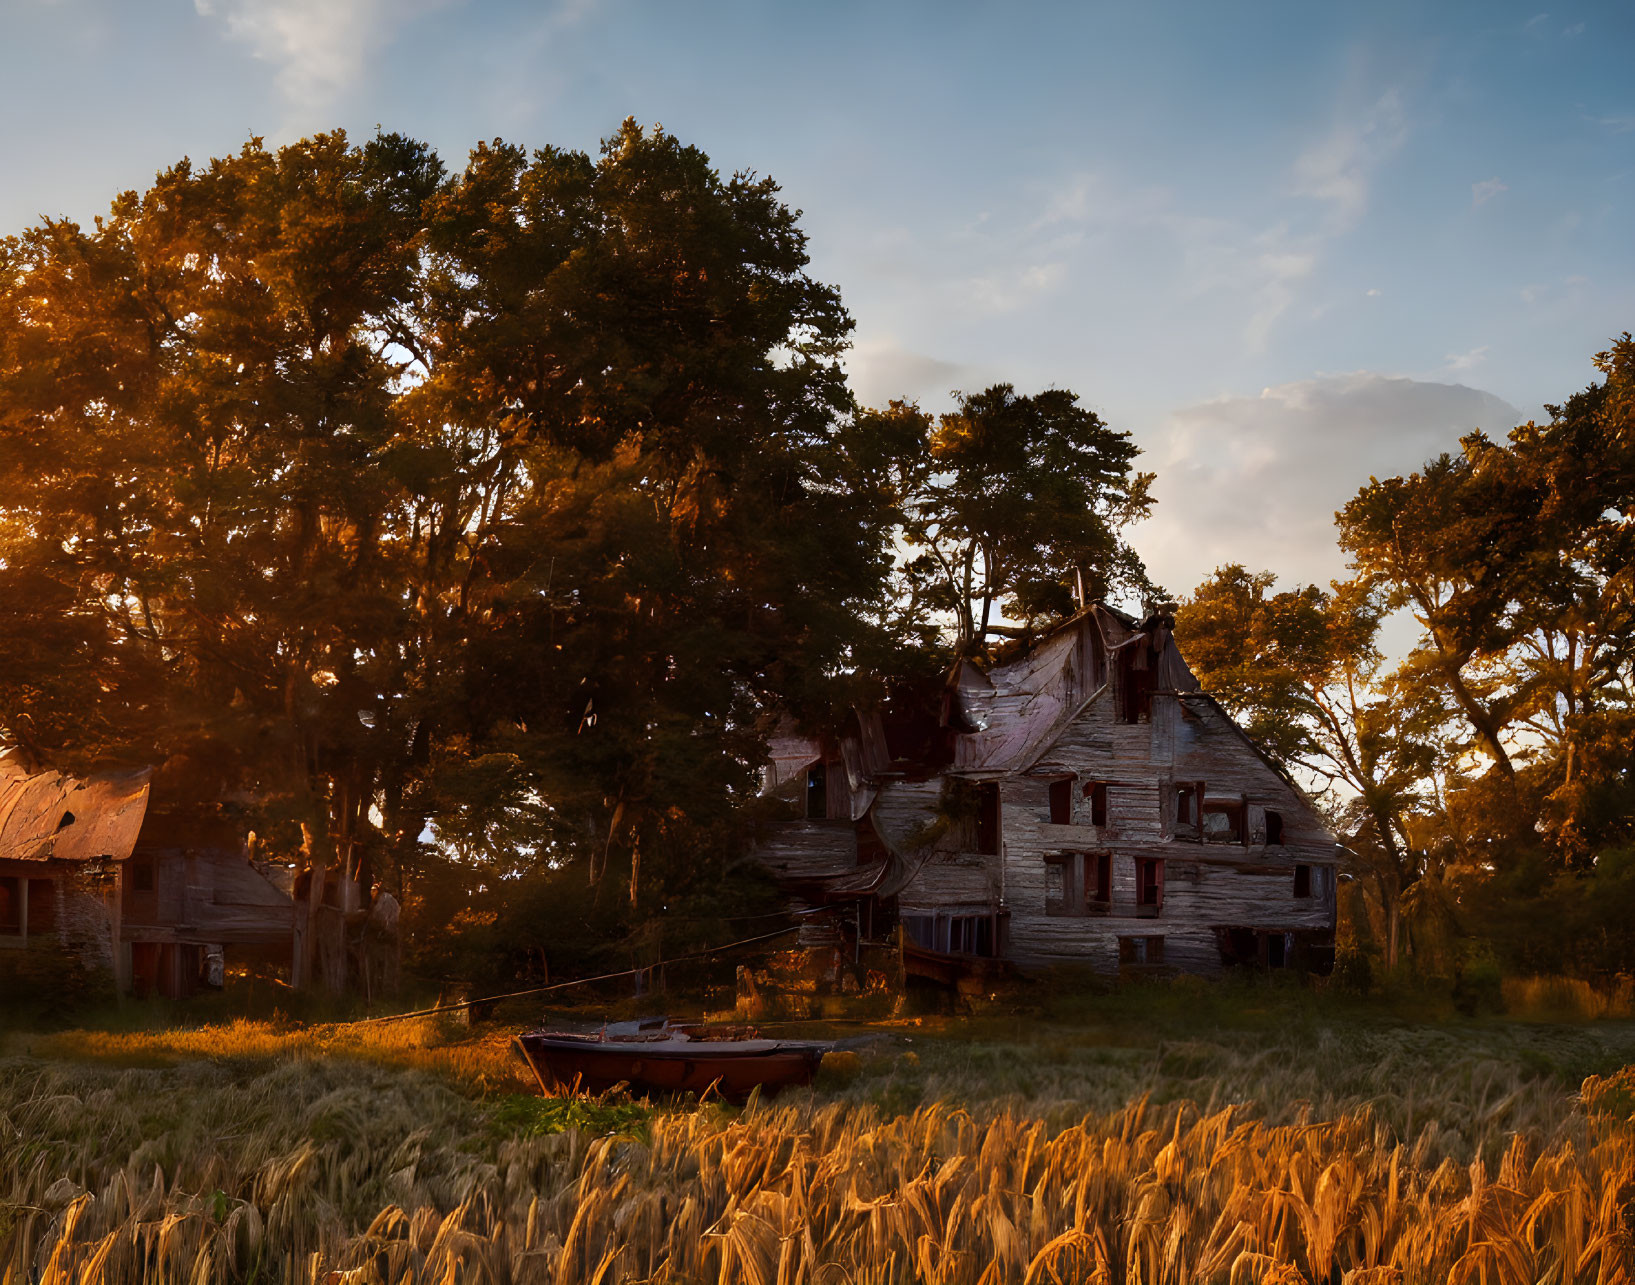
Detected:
[895,687,1338,973]
[751,820,859,881]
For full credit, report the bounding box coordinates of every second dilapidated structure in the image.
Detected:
[0,755,296,997]
[756,605,1339,977]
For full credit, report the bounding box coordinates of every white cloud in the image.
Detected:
[195,0,444,105]
[1132,373,1521,595]
[1441,345,1489,373]
[1563,22,1585,35]
[845,336,978,411]
[1365,287,1382,297]
[1593,115,1635,133]
[1471,177,1508,205]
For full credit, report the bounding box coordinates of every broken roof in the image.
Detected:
[0,755,151,865]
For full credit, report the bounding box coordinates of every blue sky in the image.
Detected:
[3,0,1631,595]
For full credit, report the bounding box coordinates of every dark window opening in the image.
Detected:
[1086,852,1111,910]
[1084,781,1109,827]
[1119,651,1155,723]
[1202,800,1244,844]
[1174,783,1203,839]
[1135,857,1164,915]
[132,858,155,893]
[1267,933,1289,968]
[1265,811,1284,845]
[1293,864,1312,898]
[805,762,827,820]
[1119,935,1165,966]
[1046,852,1111,916]
[1043,855,1068,915]
[948,915,993,957]
[0,877,19,934]
[27,880,53,935]
[1048,778,1073,825]
[903,911,997,957]
[975,783,1001,855]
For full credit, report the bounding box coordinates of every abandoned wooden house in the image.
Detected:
[754,605,1340,979]
[0,756,294,998]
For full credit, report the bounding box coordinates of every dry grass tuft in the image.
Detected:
[11,1016,534,1096]
[1502,975,1635,1023]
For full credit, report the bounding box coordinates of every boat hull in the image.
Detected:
[517,1032,827,1101]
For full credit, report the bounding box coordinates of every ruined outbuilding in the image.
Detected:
[0,756,295,997]
[754,605,1340,982]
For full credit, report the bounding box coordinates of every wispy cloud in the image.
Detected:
[1441,345,1489,373]
[963,261,1067,314]
[845,336,979,410]
[195,0,444,105]
[1291,88,1408,232]
[1471,177,1508,205]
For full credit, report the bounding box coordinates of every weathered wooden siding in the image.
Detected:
[1001,688,1337,970]
[872,779,1001,910]
[122,848,293,947]
[749,820,858,882]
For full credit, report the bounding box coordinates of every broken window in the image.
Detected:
[1046,853,1110,917]
[1173,782,1203,841]
[1202,799,1245,844]
[1085,852,1111,911]
[1293,863,1312,898]
[1267,932,1289,968]
[132,857,155,893]
[1119,935,1165,966]
[1265,810,1284,845]
[1048,778,1073,825]
[1135,857,1164,915]
[1118,644,1155,723]
[1084,781,1109,827]
[805,762,828,820]
[975,783,1001,854]
[1044,855,1068,915]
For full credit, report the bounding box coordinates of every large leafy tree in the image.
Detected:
[0,122,891,983]
[0,132,446,896]
[1177,567,1438,967]
[857,386,1154,655]
[1337,336,1635,853]
[410,123,891,909]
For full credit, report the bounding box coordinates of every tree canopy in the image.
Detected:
[0,122,897,979]
[854,386,1154,656]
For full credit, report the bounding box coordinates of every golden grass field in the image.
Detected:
[2,992,1634,1283]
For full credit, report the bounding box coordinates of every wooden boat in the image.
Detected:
[516,1021,831,1101]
